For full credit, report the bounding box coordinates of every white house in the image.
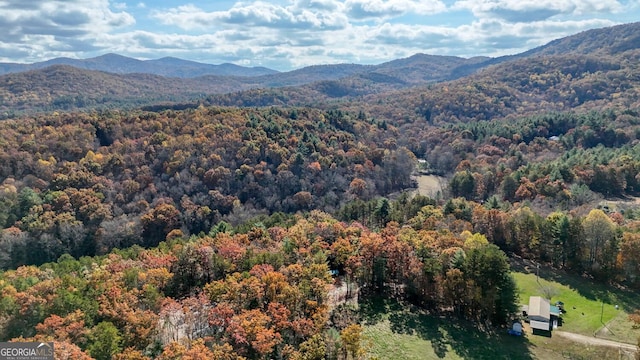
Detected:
[528,296,551,331]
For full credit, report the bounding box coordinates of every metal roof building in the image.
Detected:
[528,296,551,331]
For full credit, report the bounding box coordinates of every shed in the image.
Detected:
[512,322,522,334]
[511,322,523,335]
[528,296,551,331]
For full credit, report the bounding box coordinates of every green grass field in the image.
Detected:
[360,265,640,359]
[514,265,640,340]
[360,296,534,360]
[514,272,618,334]
[596,311,640,345]
[360,296,628,360]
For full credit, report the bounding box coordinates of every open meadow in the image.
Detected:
[513,262,640,342]
[362,264,640,359]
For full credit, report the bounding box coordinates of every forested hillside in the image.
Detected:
[4,22,640,117]
[0,106,414,266]
[0,66,252,115]
[0,207,524,359]
[202,22,640,117]
[0,56,460,115]
[355,51,640,124]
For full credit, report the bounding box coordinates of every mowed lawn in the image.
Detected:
[361,266,640,359]
[514,272,616,334]
[364,319,462,360]
[514,268,640,342]
[359,296,627,360]
[359,297,535,360]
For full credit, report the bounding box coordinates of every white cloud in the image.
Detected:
[152,2,348,31]
[0,0,635,70]
[345,0,447,20]
[453,0,624,22]
[292,0,342,12]
[451,18,618,56]
[0,0,134,61]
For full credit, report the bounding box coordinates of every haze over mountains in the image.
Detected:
[1,21,639,116]
[0,53,278,78]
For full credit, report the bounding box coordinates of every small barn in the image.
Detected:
[528,296,551,331]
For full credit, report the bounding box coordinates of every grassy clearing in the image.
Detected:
[361,264,640,359]
[413,175,446,197]
[513,272,617,334]
[596,311,640,345]
[360,296,629,360]
[360,297,534,360]
[524,332,632,360]
[513,264,640,341]
[364,320,459,360]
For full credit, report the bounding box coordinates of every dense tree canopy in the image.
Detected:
[0,106,416,266]
[0,210,518,358]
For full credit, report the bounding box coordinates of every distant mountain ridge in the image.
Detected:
[0,52,486,114]
[522,21,640,57]
[2,21,639,81]
[1,21,639,116]
[450,21,640,78]
[202,21,640,115]
[0,53,279,78]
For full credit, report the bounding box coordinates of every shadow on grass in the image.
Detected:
[531,329,552,337]
[360,296,534,360]
[510,258,640,313]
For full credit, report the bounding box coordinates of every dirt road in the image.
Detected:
[555,331,638,351]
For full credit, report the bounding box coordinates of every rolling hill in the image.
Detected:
[0,54,488,114]
[206,21,640,121]
[345,50,640,126]
[522,21,640,57]
[1,21,639,116]
[0,65,259,115]
[449,21,640,78]
[0,53,278,78]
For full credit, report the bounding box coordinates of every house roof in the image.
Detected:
[529,296,551,320]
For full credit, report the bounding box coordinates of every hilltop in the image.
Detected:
[1,22,639,115]
[0,53,278,78]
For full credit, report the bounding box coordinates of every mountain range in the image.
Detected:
[0,53,278,78]
[1,21,639,116]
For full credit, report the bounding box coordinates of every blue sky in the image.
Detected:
[0,0,638,71]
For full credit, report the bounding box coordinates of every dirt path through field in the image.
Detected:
[554,331,638,351]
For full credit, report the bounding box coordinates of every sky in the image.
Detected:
[0,1,639,71]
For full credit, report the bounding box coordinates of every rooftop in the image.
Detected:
[529,296,551,320]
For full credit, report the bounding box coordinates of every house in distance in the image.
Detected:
[522,296,562,334]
